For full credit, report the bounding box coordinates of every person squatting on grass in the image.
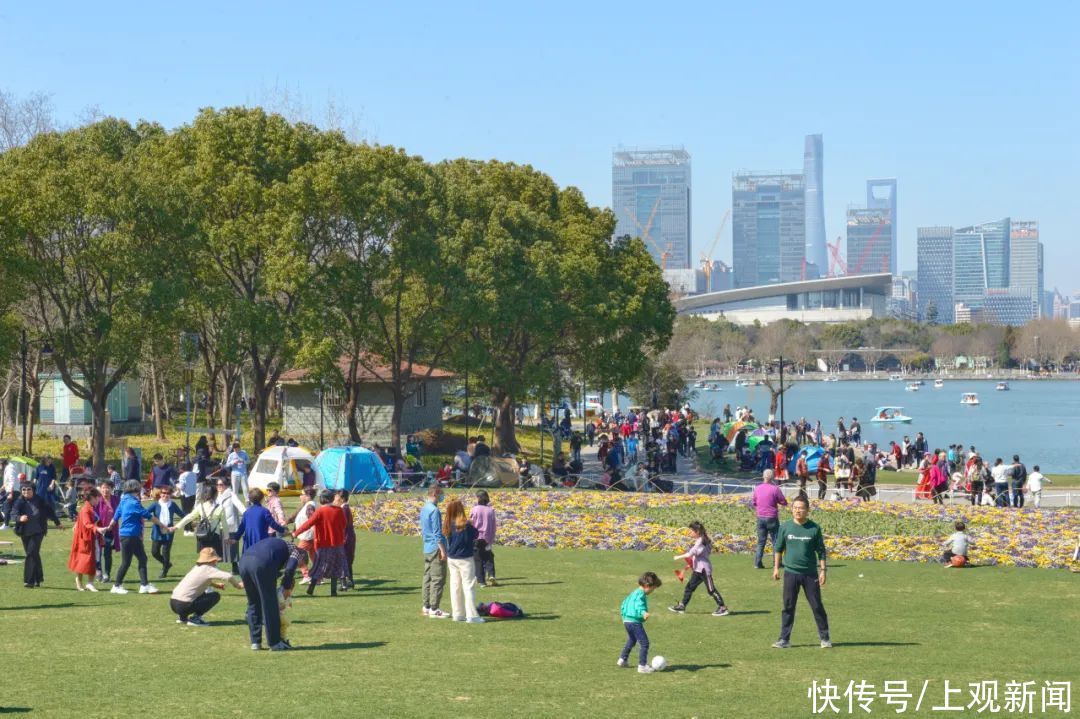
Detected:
[943,521,970,567]
[618,571,662,673]
[669,521,729,616]
[170,547,242,626]
[772,496,831,649]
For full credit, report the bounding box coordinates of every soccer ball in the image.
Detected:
[950,555,967,568]
[650,655,667,671]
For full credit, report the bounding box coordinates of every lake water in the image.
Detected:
[679,379,1080,473]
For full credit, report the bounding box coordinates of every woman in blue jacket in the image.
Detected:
[100,480,173,595]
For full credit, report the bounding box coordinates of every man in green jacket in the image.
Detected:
[772,496,831,648]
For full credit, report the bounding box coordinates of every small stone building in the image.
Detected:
[35,373,151,438]
[279,358,451,446]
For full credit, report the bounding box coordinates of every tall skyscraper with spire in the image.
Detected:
[802,134,827,278]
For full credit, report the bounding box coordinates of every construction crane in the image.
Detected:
[827,237,848,277]
[624,197,670,268]
[850,218,888,275]
[699,209,731,282]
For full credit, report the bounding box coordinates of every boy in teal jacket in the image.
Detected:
[618,571,662,673]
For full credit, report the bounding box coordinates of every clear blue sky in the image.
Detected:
[3,2,1077,290]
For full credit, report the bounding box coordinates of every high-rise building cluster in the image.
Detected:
[610,137,1046,326]
[916,219,1045,325]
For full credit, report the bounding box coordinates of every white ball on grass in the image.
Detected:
[858,573,864,578]
[651,655,667,671]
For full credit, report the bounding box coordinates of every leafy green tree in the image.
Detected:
[162,107,342,451]
[0,118,184,468]
[925,300,939,325]
[301,144,461,450]
[440,160,673,453]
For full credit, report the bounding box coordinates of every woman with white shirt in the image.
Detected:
[175,483,226,556]
[286,486,317,583]
[175,462,199,533]
[213,477,246,574]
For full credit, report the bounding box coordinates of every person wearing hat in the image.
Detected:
[170,547,242,626]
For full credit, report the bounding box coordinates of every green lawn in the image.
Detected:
[1,525,1077,718]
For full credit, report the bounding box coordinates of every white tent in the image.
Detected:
[247,445,322,496]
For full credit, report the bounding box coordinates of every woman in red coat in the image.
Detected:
[773,445,788,482]
[68,487,101,591]
[291,489,348,597]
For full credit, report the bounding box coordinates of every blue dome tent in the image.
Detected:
[788,445,826,475]
[315,446,395,492]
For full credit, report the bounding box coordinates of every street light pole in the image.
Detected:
[19,329,27,456]
[779,354,785,435]
[316,384,325,449]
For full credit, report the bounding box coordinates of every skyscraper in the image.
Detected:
[612,148,692,270]
[916,226,954,323]
[955,218,1010,290]
[865,179,897,275]
[732,171,805,288]
[951,229,990,307]
[1009,220,1043,318]
[846,207,893,275]
[803,134,827,278]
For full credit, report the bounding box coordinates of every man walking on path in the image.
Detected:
[751,469,787,570]
[420,486,449,619]
[772,496,830,649]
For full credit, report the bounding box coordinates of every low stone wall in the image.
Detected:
[15,421,156,440]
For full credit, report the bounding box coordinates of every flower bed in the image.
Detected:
[352,491,1078,570]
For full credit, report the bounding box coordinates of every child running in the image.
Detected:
[618,571,661,674]
[669,521,729,616]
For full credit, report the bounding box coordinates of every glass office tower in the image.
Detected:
[612,148,692,269]
[732,171,805,288]
[803,134,827,278]
[916,226,954,323]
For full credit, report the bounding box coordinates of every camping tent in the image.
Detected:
[722,421,758,444]
[248,446,319,496]
[788,445,826,475]
[5,456,38,485]
[315,446,394,493]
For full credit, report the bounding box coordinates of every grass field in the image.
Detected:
[1,516,1077,718]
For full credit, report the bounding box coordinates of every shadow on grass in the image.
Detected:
[330,586,419,597]
[726,610,770,616]
[0,603,75,611]
[491,581,563,587]
[503,613,559,621]
[212,619,326,627]
[297,640,387,652]
[666,663,731,672]
[0,708,31,714]
[832,642,921,648]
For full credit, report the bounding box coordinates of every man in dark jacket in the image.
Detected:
[238,536,300,651]
[34,456,58,504]
[150,454,177,490]
[11,482,62,587]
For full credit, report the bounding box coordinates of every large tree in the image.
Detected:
[302,144,461,450]
[163,107,342,451]
[0,118,183,468]
[440,160,672,453]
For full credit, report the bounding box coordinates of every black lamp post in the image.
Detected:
[315,384,325,449]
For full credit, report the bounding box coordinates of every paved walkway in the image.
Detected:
[572,441,1079,508]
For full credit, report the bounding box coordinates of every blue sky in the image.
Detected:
[3,2,1077,290]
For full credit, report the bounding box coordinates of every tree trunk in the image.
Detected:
[149,361,165,440]
[204,368,219,431]
[491,391,520,454]
[390,389,404,454]
[90,394,107,472]
[250,361,271,453]
[344,382,362,445]
[160,376,172,421]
